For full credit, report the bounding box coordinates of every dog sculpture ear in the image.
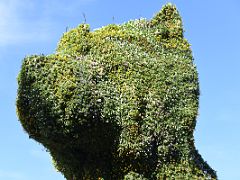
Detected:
[150,3,183,39]
[57,24,91,56]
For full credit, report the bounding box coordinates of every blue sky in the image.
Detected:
[0,0,239,179]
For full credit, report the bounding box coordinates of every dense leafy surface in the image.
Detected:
[17,4,217,179]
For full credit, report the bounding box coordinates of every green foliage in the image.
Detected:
[17,3,217,180]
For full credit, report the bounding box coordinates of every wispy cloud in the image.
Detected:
[0,0,94,46]
[0,0,50,46]
[0,169,27,180]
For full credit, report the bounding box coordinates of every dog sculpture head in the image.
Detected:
[17,3,216,179]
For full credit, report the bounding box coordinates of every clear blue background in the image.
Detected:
[1,0,239,179]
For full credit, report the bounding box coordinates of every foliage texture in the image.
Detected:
[17,3,217,180]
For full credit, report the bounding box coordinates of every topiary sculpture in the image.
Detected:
[17,3,217,180]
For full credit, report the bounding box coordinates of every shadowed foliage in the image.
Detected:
[17,3,217,179]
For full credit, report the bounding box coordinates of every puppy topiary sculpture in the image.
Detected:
[17,3,217,180]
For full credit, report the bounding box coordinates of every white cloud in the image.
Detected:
[0,169,27,180]
[0,0,94,46]
[0,0,49,46]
